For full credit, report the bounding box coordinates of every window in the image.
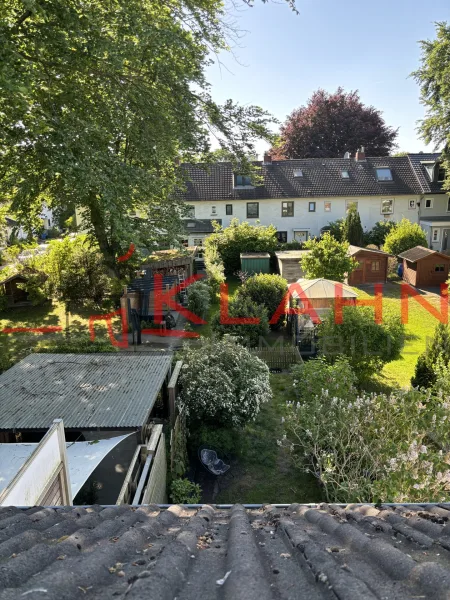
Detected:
[308,202,316,212]
[226,204,233,215]
[371,261,380,272]
[432,228,440,243]
[438,166,446,182]
[282,201,294,217]
[341,170,350,179]
[235,174,252,187]
[293,169,303,177]
[294,230,309,242]
[435,264,445,272]
[193,237,204,246]
[408,199,416,210]
[247,202,259,218]
[276,231,287,243]
[425,198,433,209]
[186,205,195,218]
[324,201,332,212]
[186,221,196,228]
[381,198,394,215]
[346,200,358,211]
[424,163,436,181]
[211,206,217,215]
[447,198,450,212]
[375,168,393,181]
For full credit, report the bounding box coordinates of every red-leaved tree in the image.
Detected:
[272,88,398,159]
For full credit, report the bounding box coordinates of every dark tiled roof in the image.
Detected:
[407,153,445,194]
[3,503,450,599]
[178,156,423,201]
[183,218,222,234]
[398,246,450,262]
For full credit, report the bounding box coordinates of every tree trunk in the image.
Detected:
[88,193,119,277]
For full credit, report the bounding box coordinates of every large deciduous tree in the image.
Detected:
[0,1,288,274]
[413,22,450,193]
[271,88,398,159]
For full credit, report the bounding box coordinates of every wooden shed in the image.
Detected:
[0,273,30,307]
[275,250,310,283]
[398,246,450,288]
[347,246,391,285]
[292,278,358,321]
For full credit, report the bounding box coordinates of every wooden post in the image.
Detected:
[167,360,183,426]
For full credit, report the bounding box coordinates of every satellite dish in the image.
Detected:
[344,152,350,159]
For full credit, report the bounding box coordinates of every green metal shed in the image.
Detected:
[240,252,271,275]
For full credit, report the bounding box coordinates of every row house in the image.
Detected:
[178,150,450,251]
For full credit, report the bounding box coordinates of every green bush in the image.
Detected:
[170,478,202,504]
[236,273,288,328]
[411,323,450,388]
[204,243,225,298]
[187,280,210,320]
[277,240,303,250]
[323,219,345,241]
[189,424,241,458]
[318,306,405,381]
[365,220,397,248]
[204,218,278,274]
[36,334,118,354]
[178,338,272,428]
[343,204,364,246]
[383,218,427,256]
[291,356,357,402]
[210,295,269,347]
[300,232,357,282]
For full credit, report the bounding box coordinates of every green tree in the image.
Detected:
[318,306,405,381]
[205,219,278,274]
[323,218,345,241]
[411,322,450,388]
[300,232,357,282]
[236,273,288,328]
[0,1,287,274]
[365,220,397,248]
[343,204,364,246]
[383,218,428,256]
[412,22,450,193]
[211,295,269,347]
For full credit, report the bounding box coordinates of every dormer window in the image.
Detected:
[375,168,393,181]
[293,169,303,178]
[422,161,436,181]
[341,170,350,179]
[186,222,196,228]
[234,174,252,187]
[438,166,446,182]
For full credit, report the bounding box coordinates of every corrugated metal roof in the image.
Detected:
[3,503,450,599]
[0,354,172,430]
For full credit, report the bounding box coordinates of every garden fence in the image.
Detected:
[250,346,303,370]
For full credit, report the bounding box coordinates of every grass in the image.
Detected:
[215,373,323,504]
[354,280,445,390]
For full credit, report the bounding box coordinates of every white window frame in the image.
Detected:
[380,198,394,215]
[375,167,393,182]
[211,206,217,215]
[281,201,294,217]
[425,198,433,209]
[408,199,416,210]
[324,201,331,212]
[192,237,204,246]
[293,230,309,242]
[308,201,316,212]
[341,170,350,179]
[432,228,440,243]
[293,169,303,178]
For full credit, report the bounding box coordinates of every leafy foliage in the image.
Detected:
[236,273,288,328]
[300,232,357,282]
[271,88,398,159]
[322,219,345,242]
[178,338,272,428]
[365,220,397,248]
[281,378,450,503]
[411,323,450,388]
[36,334,118,354]
[412,22,450,193]
[291,357,357,402]
[204,219,278,274]
[170,479,202,504]
[187,280,210,321]
[204,243,225,298]
[343,204,364,246]
[318,306,405,381]
[0,1,280,271]
[211,295,269,347]
[383,218,428,256]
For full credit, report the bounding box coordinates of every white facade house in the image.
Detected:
[179,151,450,250]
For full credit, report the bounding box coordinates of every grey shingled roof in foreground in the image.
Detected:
[2,503,450,599]
[398,246,450,263]
[0,353,172,430]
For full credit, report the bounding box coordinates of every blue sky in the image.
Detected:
[206,0,449,157]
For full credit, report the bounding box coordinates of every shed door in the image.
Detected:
[351,261,364,284]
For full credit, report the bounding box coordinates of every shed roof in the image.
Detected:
[347,245,392,257]
[275,250,310,260]
[240,252,271,259]
[0,273,28,285]
[293,278,357,299]
[398,246,450,263]
[3,502,450,598]
[0,353,172,430]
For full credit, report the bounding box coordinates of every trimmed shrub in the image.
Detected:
[343,204,363,246]
[236,273,288,328]
[187,280,211,320]
[210,295,269,347]
[384,218,427,256]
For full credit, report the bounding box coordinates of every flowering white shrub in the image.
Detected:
[282,379,450,503]
[178,338,272,428]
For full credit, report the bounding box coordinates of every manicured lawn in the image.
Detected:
[215,373,323,504]
[355,280,445,390]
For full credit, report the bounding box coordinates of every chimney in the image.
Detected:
[263,152,272,165]
[355,147,366,161]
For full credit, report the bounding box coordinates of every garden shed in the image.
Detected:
[292,278,357,320]
[347,245,391,285]
[240,252,271,275]
[0,273,30,306]
[398,246,450,287]
[141,247,197,279]
[275,250,309,282]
